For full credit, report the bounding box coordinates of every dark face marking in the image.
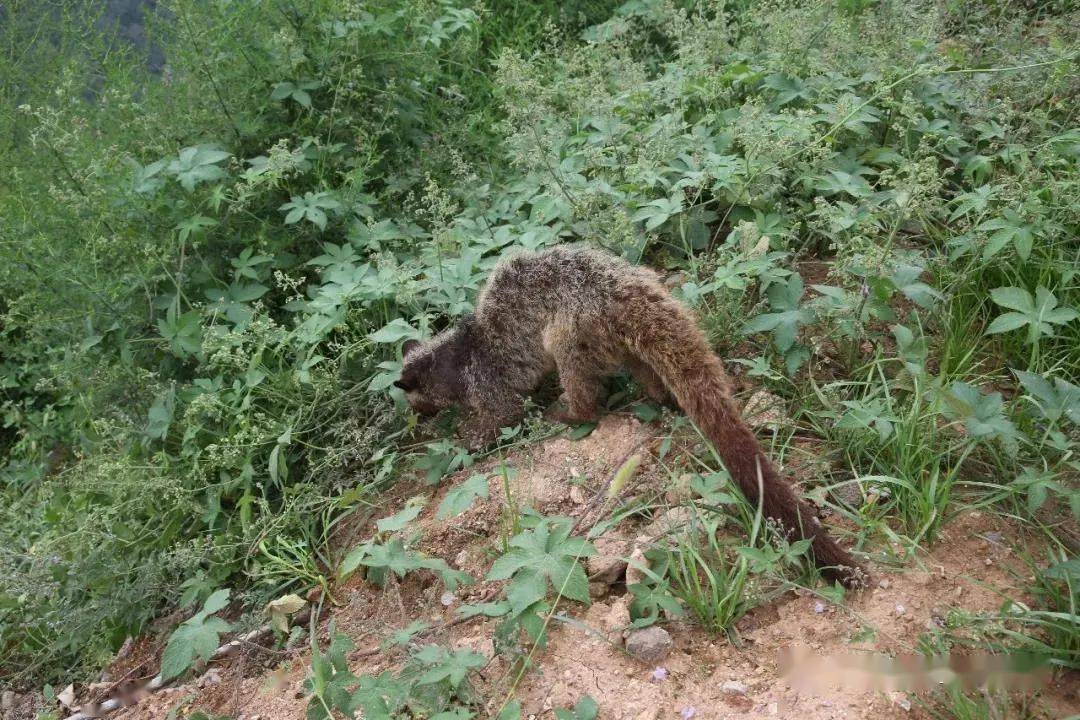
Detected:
[395,317,475,416]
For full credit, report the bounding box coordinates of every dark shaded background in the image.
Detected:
[96,0,164,70]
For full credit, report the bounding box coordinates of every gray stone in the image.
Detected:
[721,680,748,696]
[1,691,17,711]
[625,626,673,664]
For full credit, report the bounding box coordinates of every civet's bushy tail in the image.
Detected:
[613,284,864,588]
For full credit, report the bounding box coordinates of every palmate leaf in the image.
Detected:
[168,145,231,192]
[437,474,490,519]
[157,306,203,358]
[375,500,425,533]
[889,264,942,308]
[631,195,683,231]
[741,274,814,353]
[948,184,997,221]
[1014,370,1080,425]
[486,516,595,606]
[940,381,1018,454]
[1010,467,1061,515]
[348,672,405,720]
[339,538,473,590]
[763,73,812,106]
[413,645,486,687]
[280,191,342,230]
[986,286,1078,344]
[892,323,929,374]
[271,79,322,108]
[976,209,1038,261]
[815,169,873,197]
[160,589,232,681]
[205,281,269,327]
[837,398,898,442]
[175,215,217,243]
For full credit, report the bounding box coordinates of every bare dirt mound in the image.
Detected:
[86,415,1075,720]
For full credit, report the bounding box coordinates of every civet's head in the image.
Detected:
[393,319,474,416]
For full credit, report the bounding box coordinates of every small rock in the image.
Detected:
[57,684,76,709]
[625,545,649,587]
[984,558,993,566]
[767,702,779,716]
[984,531,1004,544]
[890,692,912,711]
[641,507,696,543]
[570,485,587,505]
[454,549,469,568]
[895,604,906,615]
[625,626,673,664]
[440,591,456,607]
[813,601,826,614]
[743,390,785,430]
[664,272,688,290]
[587,536,630,585]
[198,668,223,688]
[721,680,748,696]
[878,579,890,589]
[603,595,632,634]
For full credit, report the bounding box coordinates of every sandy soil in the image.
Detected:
[61,415,1077,720]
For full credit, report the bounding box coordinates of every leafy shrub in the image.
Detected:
[1,0,1077,692]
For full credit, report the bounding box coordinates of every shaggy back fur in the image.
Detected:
[399,245,865,587]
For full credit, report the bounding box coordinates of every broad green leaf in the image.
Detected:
[376,502,425,533]
[160,590,232,681]
[437,474,490,519]
[201,588,231,616]
[486,517,595,606]
[986,312,1030,334]
[989,286,1033,313]
[369,319,422,344]
[498,701,523,720]
[1014,371,1080,425]
[554,696,599,720]
[414,646,485,687]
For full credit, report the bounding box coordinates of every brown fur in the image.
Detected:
[396,246,866,587]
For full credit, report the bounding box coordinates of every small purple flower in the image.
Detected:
[860,283,871,298]
[680,707,697,720]
[651,667,668,681]
[813,601,826,614]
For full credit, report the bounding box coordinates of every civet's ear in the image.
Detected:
[392,379,410,391]
[402,339,422,357]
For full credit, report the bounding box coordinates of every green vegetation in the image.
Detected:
[1,0,1077,715]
